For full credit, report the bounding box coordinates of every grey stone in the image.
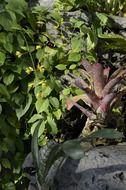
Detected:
[23,143,126,190]
[29,0,54,8]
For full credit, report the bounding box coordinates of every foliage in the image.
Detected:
[66,60,126,135]
[0,0,126,189]
[31,122,124,189]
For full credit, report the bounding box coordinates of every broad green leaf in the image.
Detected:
[0,11,15,31]
[36,49,44,62]
[0,52,6,66]
[55,64,66,70]
[68,52,81,62]
[47,116,58,134]
[28,114,43,123]
[53,109,62,120]
[62,88,71,95]
[3,33,13,52]
[90,129,124,139]
[16,94,32,120]
[70,18,84,28]
[62,139,84,160]
[71,36,82,52]
[69,64,76,70]
[0,84,10,99]
[35,98,49,113]
[49,97,59,109]
[38,121,45,137]
[3,73,14,85]
[6,0,27,16]
[2,158,11,169]
[31,120,45,137]
[43,86,52,97]
[50,11,62,24]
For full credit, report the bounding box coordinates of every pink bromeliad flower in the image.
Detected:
[66,60,126,136]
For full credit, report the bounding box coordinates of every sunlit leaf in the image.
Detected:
[36,98,49,113]
[55,64,66,70]
[28,114,43,123]
[47,115,58,134]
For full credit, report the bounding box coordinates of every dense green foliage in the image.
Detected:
[0,0,126,189]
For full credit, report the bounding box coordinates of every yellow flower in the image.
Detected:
[36,45,41,50]
[15,51,22,58]
[25,67,34,74]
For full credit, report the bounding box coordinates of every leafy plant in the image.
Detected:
[66,60,126,136]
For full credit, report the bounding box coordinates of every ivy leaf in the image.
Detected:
[16,94,32,120]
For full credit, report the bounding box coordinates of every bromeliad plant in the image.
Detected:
[66,60,126,136]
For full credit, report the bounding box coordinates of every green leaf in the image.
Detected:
[68,52,81,62]
[62,139,84,160]
[69,64,76,70]
[6,0,27,16]
[53,109,62,120]
[55,64,66,70]
[2,158,11,169]
[0,83,10,99]
[28,114,43,123]
[31,120,45,137]
[16,94,32,120]
[62,88,71,95]
[0,11,15,31]
[35,98,49,113]
[47,116,58,134]
[71,36,82,52]
[0,52,6,66]
[43,86,52,97]
[49,97,59,109]
[96,12,108,26]
[3,73,14,85]
[90,129,124,139]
